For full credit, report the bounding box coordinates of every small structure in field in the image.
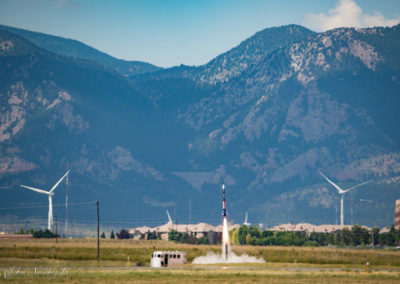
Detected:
[150,251,187,267]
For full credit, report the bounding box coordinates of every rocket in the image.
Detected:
[222,183,229,260]
[222,183,226,217]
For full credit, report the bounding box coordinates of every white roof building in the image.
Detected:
[269,223,371,233]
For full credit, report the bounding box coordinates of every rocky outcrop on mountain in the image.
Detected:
[195,25,315,84]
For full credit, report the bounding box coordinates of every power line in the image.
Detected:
[0,201,95,210]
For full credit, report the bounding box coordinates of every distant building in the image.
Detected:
[269,223,370,235]
[395,199,400,230]
[379,226,391,234]
[130,222,240,244]
[129,226,152,240]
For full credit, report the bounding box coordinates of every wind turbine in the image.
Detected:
[166,210,173,225]
[21,170,70,231]
[243,212,251,226]
[319,171,372,226]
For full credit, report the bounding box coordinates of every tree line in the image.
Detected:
[230,225,400,247]
[168,229,210,244]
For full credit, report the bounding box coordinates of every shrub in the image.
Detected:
[304,240,319,247]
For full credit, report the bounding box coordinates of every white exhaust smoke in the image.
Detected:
[192,251,265,264]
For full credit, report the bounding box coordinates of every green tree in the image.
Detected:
[180,232,189,243]
[245,233,252,245]
[304,240,319,247]
[389,225,397,246]
[397,227,400,246]
[230,229,239,245]
[238,225,248,245]
[371,227,379,246]
[248,226,261,238]
[147,230,158,240]
[275,231,292,246]
[341,228,352,246]
[175,232,183,243]
[33,229,57,238]
[262,230,273,238]
[100,232,106,238]
[168,229,177,241]
[379,233,390,246]
[328,232,336,245]
[196,237,209,245]
[110,230,115,239]
[310,232,328,246]
[360,227,370,245]
[117,229,130,239]
[351,225,363,246]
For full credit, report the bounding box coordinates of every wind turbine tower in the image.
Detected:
[64,162,69,236]
[21,170,70,231]
[319,171,372,226]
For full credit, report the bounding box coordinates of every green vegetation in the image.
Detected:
[32,229,59,238]
[116,229,130,239]
[2,238,400,267]
[15,228,35,235]
[1,238,400,283]
[14,228,60,238]
[230,225,400,247]
[146,230,160,240]
[168,229,209,245]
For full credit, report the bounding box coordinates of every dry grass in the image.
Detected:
[1,239,400,266]
[1,238,400,283]
[232,244,400,266]
[3,267,400,283]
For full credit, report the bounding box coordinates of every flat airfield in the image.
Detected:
[1,239,400,283]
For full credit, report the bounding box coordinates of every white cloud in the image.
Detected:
[304,0,400,32]
[142,196,176,208]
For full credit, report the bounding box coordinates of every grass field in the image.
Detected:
[1,238,400,283]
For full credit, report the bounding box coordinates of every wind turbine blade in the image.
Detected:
[343,180,373,193]
[20,185,50,195]
[166,210,174,224]
[49,170,70,193]
[318,171,344,194]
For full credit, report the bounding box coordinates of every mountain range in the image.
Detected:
[0,23,399,231]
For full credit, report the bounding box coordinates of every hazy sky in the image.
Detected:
[1,0,399,67]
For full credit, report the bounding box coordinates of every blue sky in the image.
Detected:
[0,0,399,67]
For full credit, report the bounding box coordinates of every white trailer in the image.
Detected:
[150,251,187,267]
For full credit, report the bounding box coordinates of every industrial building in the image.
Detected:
[395,199,400,230]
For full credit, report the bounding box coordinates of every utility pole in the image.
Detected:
[189,196,191,224]
[96,200,100,261]
[360,199,375,246]
[291,222,294,246]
